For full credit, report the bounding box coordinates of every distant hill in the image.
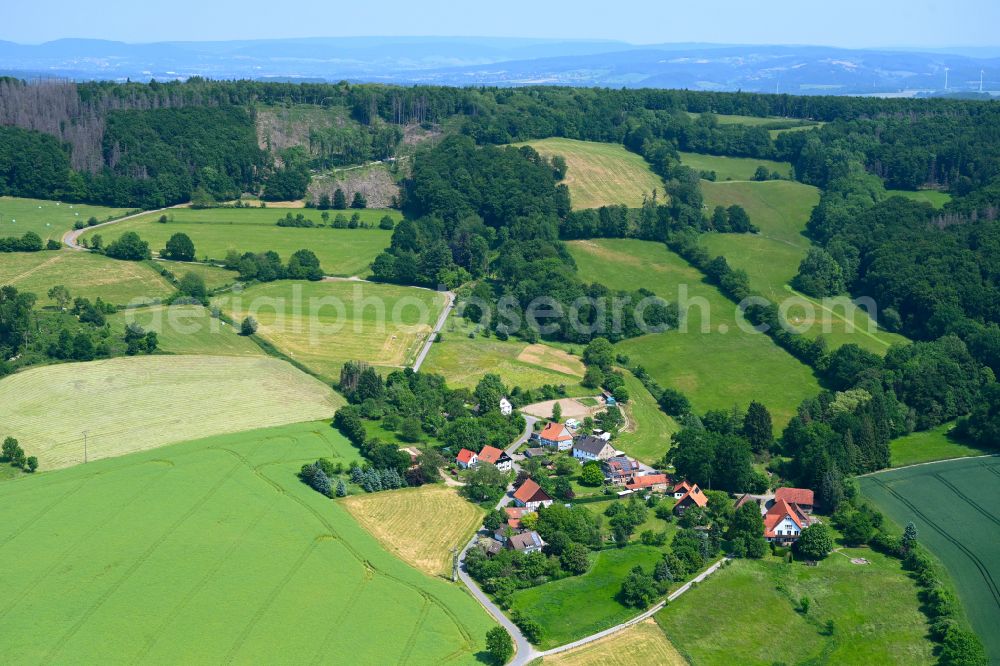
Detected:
[0,37,998,95]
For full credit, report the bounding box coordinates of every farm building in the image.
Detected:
[505,507,531,529]
[775,487,815,514]
[540,422,573,451]
[572,435,616,462]
[626,473,670,493]
[478,445,513,472]
[605,456,641,486]
[478,537,504,558]
[456,448,478,469]
[523,447,547,458]
[764,498,809,545]
[673,482,708,515]
[513,478,554,510]
[507,531,546,554]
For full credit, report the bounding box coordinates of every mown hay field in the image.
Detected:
[0,252,175,306]
[0,196,131,243]
[109,305,266,357]
[860,457,1000,663]
[79,206,399,277]
[679,151,793,181]
[541,619,686,666]
[0,355,341,469]
[215,279,447,380]
[0,422,494,663]
[568,239,819,428]
[516,138,664,209]
[342,484,484,578]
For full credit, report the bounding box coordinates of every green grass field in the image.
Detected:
[0,196,131,243]
[678,152,793,181]
[0,355,341,469]
[0,421,494,663]
[511,545,664,649]
[215,279,447,379]
[79,207,398,277]
[160,261,241,292]
[109,305,266,357]
[860,457,1000,663]
[886,189,952,208]
[568,239,820,427]
[889,422,988,468]
[657,552,935,665]
[516,138,664,209]
[0,252,175,306]
[422,313,587,391]
[615,371,679,465]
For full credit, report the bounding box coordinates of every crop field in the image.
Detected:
[215,279,447,380]
[0,196,131,243]
[678,151,793,181]
[886,189,952,208]
[109,305,266,357]
[422,313,587,391]
[569,239,820,427]
[512,545,664,649]
[161,261,241,292]
[542,618,686,666]
[0,355,341,469]
[79,207,398,277]
[860,457,1000,663]
[889,422,987,467]
[0,422,494,663]
[341,484,483,578]
[615,371,679,465]
[0,252,175,306]
[657,552,935,665]
[515,138,664,209]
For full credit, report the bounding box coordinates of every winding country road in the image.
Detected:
[62,206,175,250]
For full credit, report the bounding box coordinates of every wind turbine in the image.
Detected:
[944,67,950,91]
[981,69,985,93]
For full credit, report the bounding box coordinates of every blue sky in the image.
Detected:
[2,0,998,47]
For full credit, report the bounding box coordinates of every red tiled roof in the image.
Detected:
[775,487,815,506]
[673,480,693,493]
[540,422,572,441]
[676,484,708,508]
[513,478,552,504]
[764,499,806,538]
[505,507,527,529]
[478,445,504,464]
[626,474,669,490]
[456,448,477,464]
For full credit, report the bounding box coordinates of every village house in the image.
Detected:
[764,498,809,545]
[523,447,547,459]
[506,530,546,554]
[626,473,670,493]
[774,487,815,514]
[478,537,504,558]
[478,445,513,472]
[505,507,530,529]
[572,435,617,462]
[456,448,478,469]
[604,456,641,486]
[499,397,513,416]
[673,482,708,515]
[513,478,554,510]
[539,422,573,451]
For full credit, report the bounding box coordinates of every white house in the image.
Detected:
[499,397,513,416]
[478,445,513,472]
[764,499,808,545]
[456,448,478,469]
[539,422,573,451]
[572,435,617,462]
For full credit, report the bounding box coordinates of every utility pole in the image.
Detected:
[83,430,89,464]
[451,547,459,582]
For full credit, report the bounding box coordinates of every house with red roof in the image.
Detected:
[513,478,554,510]
[456,448,478,469]
[505,507,530,529]
[625,474,670,493]
[673,482,708,515]
[672,480,695,499]
[774,487,815,514]
[539,422,573,451]
[604,456,640,486]
[764,498,809,545]
[477,445,513,472]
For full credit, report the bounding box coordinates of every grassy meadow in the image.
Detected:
[512,545,664,649]
[0,355,341,469]
[0,422,495,663]
[0,196,131,243]
[161,261,241,292]
[679,151,793,181]
[109,305,266,357]
[615,371,679,465]
[860,457,1000,664]
[541,618,686,666]
[568,239,820,427]
[341,484,483,578]
[888,422,988,468]
[79,206,398,277]
[886,189,952,208]
[0,252,175,306]
[422,313,587,391]
[214,279,447,379]
[656,552,935,665]
[516,138,664,208]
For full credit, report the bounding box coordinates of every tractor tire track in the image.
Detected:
[42,459,244,663]
[309,573,372,665]
[981,461,1000,481]
[869,477,1000,610]
[398,598,431,666]
[0,477,90,551]
[932,473,1000,528]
